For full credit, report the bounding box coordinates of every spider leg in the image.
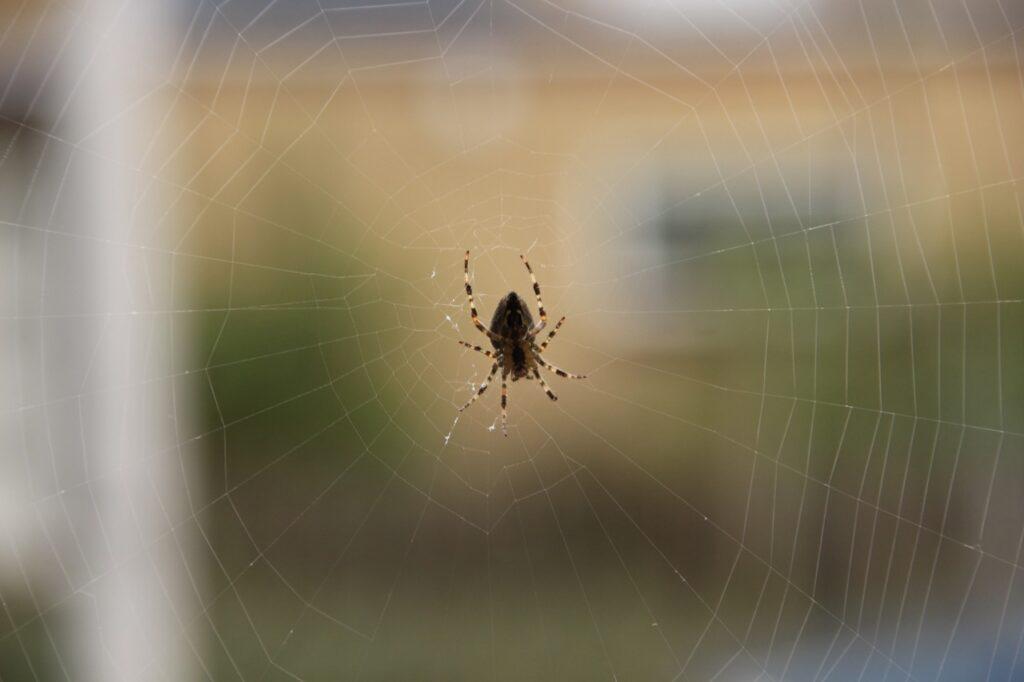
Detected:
[500,372,509,437]
[533,368,558,401]
[464,251,503,342]
[519,254,547,334]
[458,361,500,412]
[534,353,587,380]
[457,340,496,359]
[537,316,565,352]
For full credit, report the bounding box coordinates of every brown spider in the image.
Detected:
[457,250,586,436]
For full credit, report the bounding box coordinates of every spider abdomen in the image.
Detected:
[489,291,534,346]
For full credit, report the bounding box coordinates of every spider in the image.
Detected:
[457,250,586,436]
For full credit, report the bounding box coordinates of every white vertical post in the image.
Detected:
[72,1,194,680]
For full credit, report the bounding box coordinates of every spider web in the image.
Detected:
[2,0,1024,679]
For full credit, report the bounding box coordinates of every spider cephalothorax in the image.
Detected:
[457,251,587,436]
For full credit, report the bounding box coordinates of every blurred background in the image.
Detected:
[2,0,1023,679]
